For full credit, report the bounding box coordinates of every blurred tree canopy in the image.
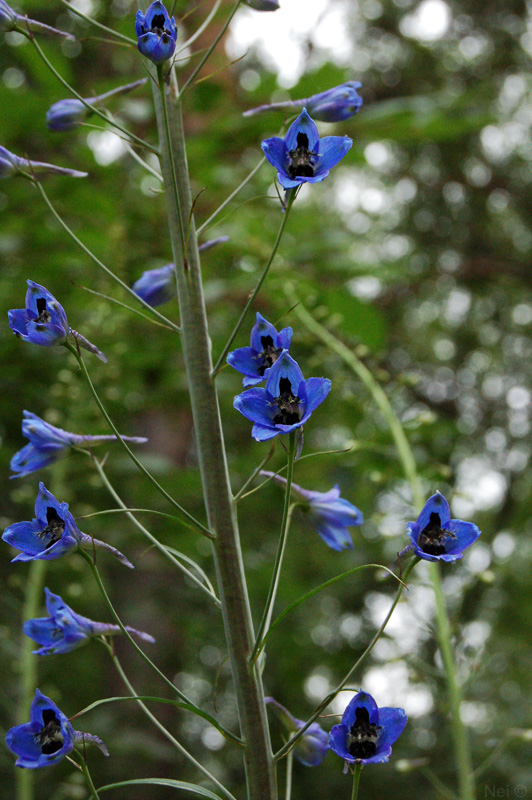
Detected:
[1,0,531,798]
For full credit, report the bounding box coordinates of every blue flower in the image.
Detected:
[135,1,177,64]
[2,482,134,568]
[0,0,74,38]
[233,350,331,441]
[8,281,69,347]
[244,0,280,10]
[261,109,352,190]
[227,312,293,387]
[24,588,155,655]
[407,491,481,563]
[9,279,107,360]
[329,691,407,766]
[46,79,147,133]
[10,410,147,478]
[0,146,87,180]
[260,472,363,551]
[244,82,363,123]
[265,698,328,766]
[132,263,175,307]
[6,689,108,769]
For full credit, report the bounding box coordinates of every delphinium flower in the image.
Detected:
[406,491,481,563]
[2,482,134,567]
[227,312,293,387]
[10,410,147,478]
[261,108,352,190]
[329,690,407,766]
[8,279,107,361]
[265,697,328,766]
[244,82,363,122]
[46,79,147,133]
[135,1,177,64]
[0,0,74,39]
[24,588,155,655]
[233,350,331,441]
[132,237,229,307]
[260,471,363,551]
[6,689,108,769]
[0,146,87,181]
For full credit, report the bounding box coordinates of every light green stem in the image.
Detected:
[351,763,363,800]
[284,750,293,800]
[78,757,102,800]
[196,156,266,236]
[288,290,475,799]
[152,63,277,799]
[251,433,296,662]
[16,560,46,800]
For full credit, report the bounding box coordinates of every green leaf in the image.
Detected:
[98,778,224,798]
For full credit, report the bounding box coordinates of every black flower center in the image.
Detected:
[35,297,51,324]
[347,706,381,759]
[38,507,65,549]
[288,132,317,179]
[418,511,455,555]
[35,709,64,755]
[257,335,283,377]
[272,377,302,425]
[149,12,171,37]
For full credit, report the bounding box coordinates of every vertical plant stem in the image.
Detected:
[78,757,102,800]
[284,751,293,800]
[152,63,277,799]
[351,763,363,800]
[16,560,46,800]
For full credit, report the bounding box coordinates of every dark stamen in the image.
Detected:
[151,13,166,29]
[288,131,317,179]
[418,511,455,556]
[348,706,380,759]
[272,377,302,425]
[37,507,65,549]
[257,335,282,376]
[35,297,51,324]
[35,709,64,755]
[296,132,309,148]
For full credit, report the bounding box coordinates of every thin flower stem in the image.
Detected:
[121,138,163,181]
[233,440,276,502]
[29,36,158,155]
[421,767,460,800]
[70,347,213,538]
[285,751,293,800]
[78,757,102,800]
[177,0,241,100]
[275,560,416,761]
[103,642,238,800]
[176,0,222,54]
[251,433,296,663]
[59,0,137,44]
[79,287,173,329]
[35,182,181,333]
[286,291,476,799]
[81,551,198,704]
[351,763,363,800]
[196,156,266,236]
[91,455,221,606]
[212,190,296,377]
[16,559,46,800]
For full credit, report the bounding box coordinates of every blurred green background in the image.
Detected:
[1,0,531,798]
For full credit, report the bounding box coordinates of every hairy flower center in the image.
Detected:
[418,511,455,555]
[257,335,283,377]
[149,12,170,39]
[35,297,51,324]
[347,706,381,759]
[38,507,65,549]
[35,709,64,755]
[288,132,317,179]
[272,377,302,425]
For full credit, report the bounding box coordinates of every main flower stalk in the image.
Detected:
[151,64,277,799]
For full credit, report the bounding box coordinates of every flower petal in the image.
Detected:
[233,388,274,427]
[300,376,331,419]
[414,492,451,532]
[376,707,408,750]
[265,351,305,398]
[261,136,289,174]
[285,109,320,153]
[314,135,352,176]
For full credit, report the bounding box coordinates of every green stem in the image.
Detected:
[70,346,212,538]
[351,763,363,800]
[29,36,157,154]
[212,190,296,377]
[91,455,220,606]
[251,433,296,662]
[59,0,136,44]
[16,560,46,800]
[35,181,181,334]
[233,440,276,502]
[287,291,475,799]
[284,750,293,800]
[196,157,266,236]
[103,642,238,800]
[78,757,102,800]
[152,63,277,799]
[430,562,476,800]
